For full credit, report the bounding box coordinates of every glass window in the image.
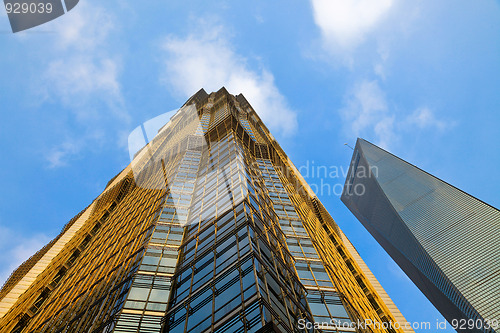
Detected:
[148,289,170,302]
[128,287,150,301]
[160,257,177,267]
[124,300,145,310]
[142,256,160,266]
[308,302,330,317]
[146,302,167,312]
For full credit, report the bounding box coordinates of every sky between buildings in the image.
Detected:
[1,1,499,332]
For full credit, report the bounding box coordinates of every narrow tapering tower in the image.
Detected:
[341,138,499,333]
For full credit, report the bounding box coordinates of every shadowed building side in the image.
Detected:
[341,138,499,333]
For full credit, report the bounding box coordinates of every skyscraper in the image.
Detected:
[0,89,412,333]
[341,138,499,333]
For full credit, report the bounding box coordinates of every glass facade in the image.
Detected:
[1,89,411,333]
[341,138,499,333]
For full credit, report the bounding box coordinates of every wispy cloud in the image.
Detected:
[406,107,454,131]
[45,139,82,168]
[309,0,454,149]
[55,4,114,51]
[159,22,297,136]
[340,80,396,148]
[0,225,51,287]
[28,1,129,168]
[340,80,453,149]
[310,0,395,50]
[42,2,125,115]
[44,57,125,121]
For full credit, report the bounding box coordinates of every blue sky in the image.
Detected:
[1,1,499,331]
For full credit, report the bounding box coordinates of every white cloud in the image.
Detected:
[373,63,386,80]
[55,4,114,51]
[28,1,129,168]
[340,80,396,148]
[160,23,297,136]
[0,225,51,287]
[310,0,394,49]
[310,0,445,147]
[374,116,396,149]
[407,107,453,131]
[45,57,124,115]
[41,2,124,112]
[46,139,82,168]
[340,80,453,149]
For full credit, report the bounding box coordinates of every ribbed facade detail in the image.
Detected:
[341,138,499,333]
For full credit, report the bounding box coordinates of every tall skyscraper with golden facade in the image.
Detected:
[0,88,412,333]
